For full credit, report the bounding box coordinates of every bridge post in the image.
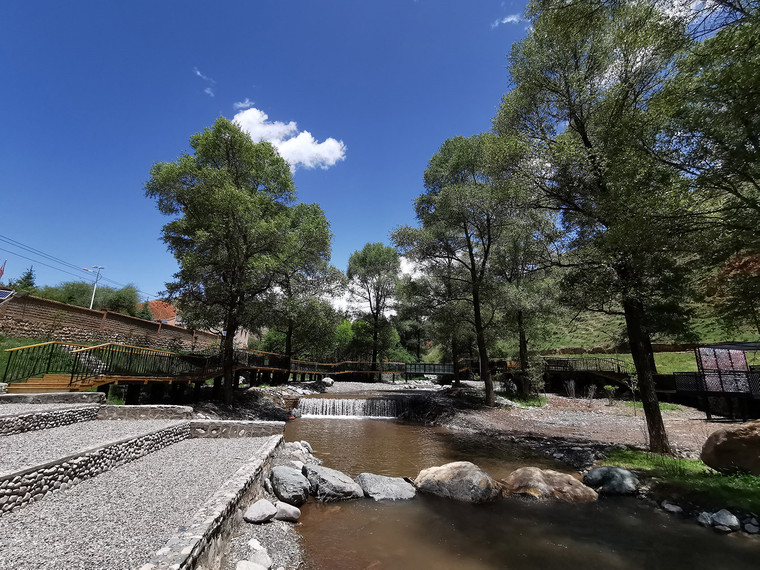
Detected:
[125,383,141,405]
[212,376,222,400]
[96,383,111,396]
[170,382,184,404]
[149,382,166,404]
[193,381,202,402]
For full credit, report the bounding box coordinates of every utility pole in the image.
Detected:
[85,265,105,310]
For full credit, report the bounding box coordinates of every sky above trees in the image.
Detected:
[0,0,531,300]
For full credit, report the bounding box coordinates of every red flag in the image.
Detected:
[0,260,5,281]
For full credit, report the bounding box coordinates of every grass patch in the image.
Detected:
[603,449,760,512]
[0,335,47,378]
[624,401,681,411]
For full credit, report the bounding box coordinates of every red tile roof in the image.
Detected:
[143,300,177,321]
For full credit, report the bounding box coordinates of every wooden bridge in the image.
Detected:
[542,356,630,381]
[1,341,446,394]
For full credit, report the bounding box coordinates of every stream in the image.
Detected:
[284,415,759,570]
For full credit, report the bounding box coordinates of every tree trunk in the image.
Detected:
[451,336,460,388]
[517,309,530,397]
[371,313,379,381]
[471,286,494,406]
[222,324,237,405]
[623,297,671,454]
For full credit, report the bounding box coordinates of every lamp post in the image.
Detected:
[84,265,105,310]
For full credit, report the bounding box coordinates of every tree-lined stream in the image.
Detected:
[284,416,759,569]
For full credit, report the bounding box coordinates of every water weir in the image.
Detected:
[298,398,401,418]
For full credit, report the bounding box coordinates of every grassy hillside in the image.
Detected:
[541,306,758,352]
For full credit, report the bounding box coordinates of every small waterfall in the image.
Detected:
[298,398,400,418]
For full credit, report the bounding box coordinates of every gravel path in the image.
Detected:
[325,380,440,394]
[0,403,94,417]
[447,394,718,456]
[0,419,182,475]
[0,437,271,570]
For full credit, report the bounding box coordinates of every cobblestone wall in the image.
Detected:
[0,293,218,351]
[97,404,194,420]
[189,420,285,438]
[0,422,190,514]
[0,405,99,436]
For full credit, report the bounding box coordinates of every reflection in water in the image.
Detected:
[285,418,760,570]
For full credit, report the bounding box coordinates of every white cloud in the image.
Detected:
[193,66,216,97]
[192,66,216,84]
[233,98,255,110]
[233,106,346,171]
[491,14,522,28]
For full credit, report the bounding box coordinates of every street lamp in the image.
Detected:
[84,266,105,310]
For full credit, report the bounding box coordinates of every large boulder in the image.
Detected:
[271,466,310,506]
[356,473,416,501]
[701,420,760,475]
[500,467,597,503]
[414,461,500,503]
[583,466,639,495]
[302,464,364,501]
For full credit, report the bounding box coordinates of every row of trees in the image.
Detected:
[3,267,153,319]
[393,0,759,453]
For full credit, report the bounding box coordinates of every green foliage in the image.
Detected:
[145,117,297,402]
[8,266,37,293]
[35,281,143,317]
[603,449,760,512]
[347,242,400,364]
[136,302,153,321]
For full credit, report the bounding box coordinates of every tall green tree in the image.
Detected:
[394,133,526,406]
[145,117,294,403]
[495,0,697,452]
[263,202,342,377]
[10,266,37,293]
[347,243,400,370]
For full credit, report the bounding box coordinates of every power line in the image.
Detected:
[0,234,89,275]
[0,237,162,300]
[0,246,93,282]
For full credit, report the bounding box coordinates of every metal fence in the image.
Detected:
[3,341,88,383]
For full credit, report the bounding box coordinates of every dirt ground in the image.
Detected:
[446,393,727,457]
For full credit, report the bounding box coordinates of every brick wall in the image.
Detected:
[0,293,219,351]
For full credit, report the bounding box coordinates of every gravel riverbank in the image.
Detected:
[0,419,183,475]
[0,437,271,570]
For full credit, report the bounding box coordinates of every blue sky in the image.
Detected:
[0,1,529,301]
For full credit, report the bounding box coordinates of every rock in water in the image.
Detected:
[500,467,597,503]
[302,465,364,501]
[243,499,278,523]
[356,473,416,501]
[701,420,760,475]
[414,461,500,503]
[583,466,639,495]
[271,466,310,506]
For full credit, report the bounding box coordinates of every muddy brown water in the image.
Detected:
[284,417,760,570]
